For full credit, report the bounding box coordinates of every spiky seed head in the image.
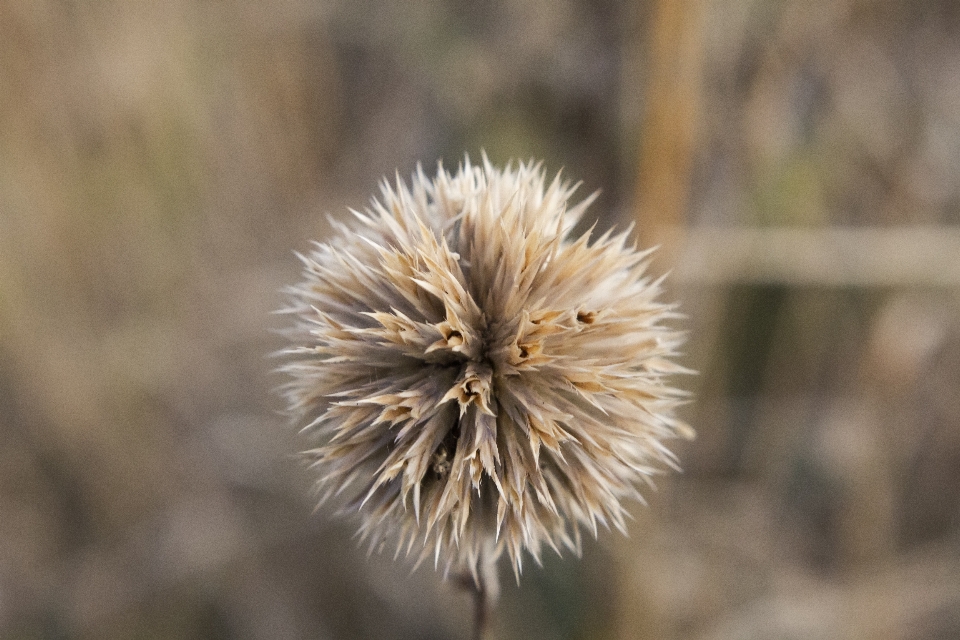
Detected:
[279,157,693,579]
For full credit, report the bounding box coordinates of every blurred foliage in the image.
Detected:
[1,0,959,639]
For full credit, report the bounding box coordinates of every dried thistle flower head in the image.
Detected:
[280,157,692,579]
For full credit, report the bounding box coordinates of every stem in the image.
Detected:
[471,572,489,640]
[457,542,500,640]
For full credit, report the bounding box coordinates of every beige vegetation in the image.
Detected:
[1,0,959,639]
[279,159,692,589]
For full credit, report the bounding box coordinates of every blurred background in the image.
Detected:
[2,0,959,638]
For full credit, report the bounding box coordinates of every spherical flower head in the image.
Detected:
[280,157,693,579]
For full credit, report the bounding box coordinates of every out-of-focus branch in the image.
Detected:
[617,2,706,639]
[633,0,705,256]
[669,226,960,287]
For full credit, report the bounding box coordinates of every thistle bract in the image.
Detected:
[280,157,692,578]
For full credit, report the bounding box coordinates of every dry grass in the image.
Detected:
[1,0,958,638]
